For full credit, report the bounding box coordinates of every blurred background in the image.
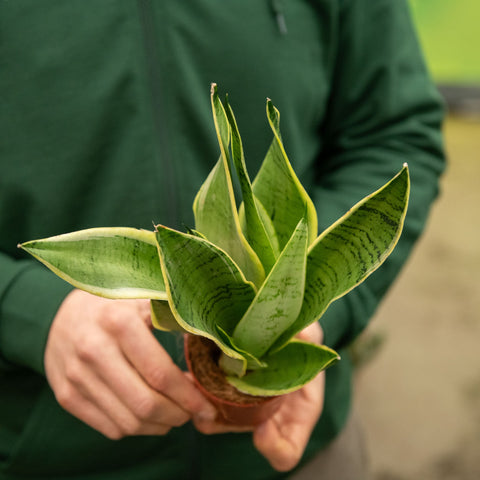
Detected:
[353,1,480,479]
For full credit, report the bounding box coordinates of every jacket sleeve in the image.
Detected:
[0,253,73,374]
[315,0,446,349]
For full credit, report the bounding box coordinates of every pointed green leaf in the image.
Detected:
[227,339,339,396]
[19,227,166,299]
[210,84,231,162]
[193,84,265,287]
[232,218,308,358]
[184,227,207,240]
[216,325,266,377]
[238,195,281,259]
[224,97,277,273]
[150,300,187,332]
[154,224,257,363]
[271,165,411,350]
[218,353,246,378]
[251,100,318,249]
[252,196,281,256]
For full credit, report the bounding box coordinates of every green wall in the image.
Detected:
[409,0,480,85]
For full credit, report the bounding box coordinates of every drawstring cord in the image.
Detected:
[271,0,288,35]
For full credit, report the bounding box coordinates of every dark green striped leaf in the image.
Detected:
[216,325,266,377]
[232,218,308,358]
[150,299,186,332]
[271,165,410,350]
[193,84,265,287]
[224,97,278,274]
[227,339,339,396]
[251,100,318,250]
[19,228,166,299]
[155,224,257,362]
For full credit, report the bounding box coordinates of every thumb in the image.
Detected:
[254,419,304,472]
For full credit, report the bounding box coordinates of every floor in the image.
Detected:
[354,115,480,479]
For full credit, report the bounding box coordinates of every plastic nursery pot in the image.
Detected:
[184,334,283,427]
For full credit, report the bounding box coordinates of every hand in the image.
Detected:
[193,322,325,471]
[44,289,217,439]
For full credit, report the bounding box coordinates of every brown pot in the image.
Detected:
[184,334,283,426]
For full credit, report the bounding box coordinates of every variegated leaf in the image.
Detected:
[251,100,318,249]
[19,228,166,299]
[150,299,186,332]
[225,97,278,274]
[155,224,257,364]
[271,165,410,351]
[227,339,339,396]
[232,217,308,358]
[193,84,265,287]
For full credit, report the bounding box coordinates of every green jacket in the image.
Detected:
[0,1,445,479]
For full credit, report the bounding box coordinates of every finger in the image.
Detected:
[254,419,303,472]
[296,322,323,344]
[54,357,174,438]
[110,320,216,420]
[45,294,193,436]
[66,390,172,438]
[253,375,324,471]
[72,331,194,431]
[78,370,176,436]
[55,384,125,440]
[253,401,312,472]
[86,341,192,428]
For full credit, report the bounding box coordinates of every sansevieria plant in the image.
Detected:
[19,84,410,399]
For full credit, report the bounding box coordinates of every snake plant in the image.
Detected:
[19,84,410,397]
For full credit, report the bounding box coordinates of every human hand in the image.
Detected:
[193,322,325,471]
[44,289,217,439]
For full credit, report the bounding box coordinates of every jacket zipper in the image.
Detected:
[137,0,178,227]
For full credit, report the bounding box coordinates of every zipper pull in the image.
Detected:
[271,0,288,35]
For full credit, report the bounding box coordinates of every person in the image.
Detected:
[0,1,445,479]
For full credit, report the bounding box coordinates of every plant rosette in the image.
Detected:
[19,84,410,427]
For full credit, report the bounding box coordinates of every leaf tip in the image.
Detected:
[210,82,218,96]
[266,99,280,123]
[17,241,31,253]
